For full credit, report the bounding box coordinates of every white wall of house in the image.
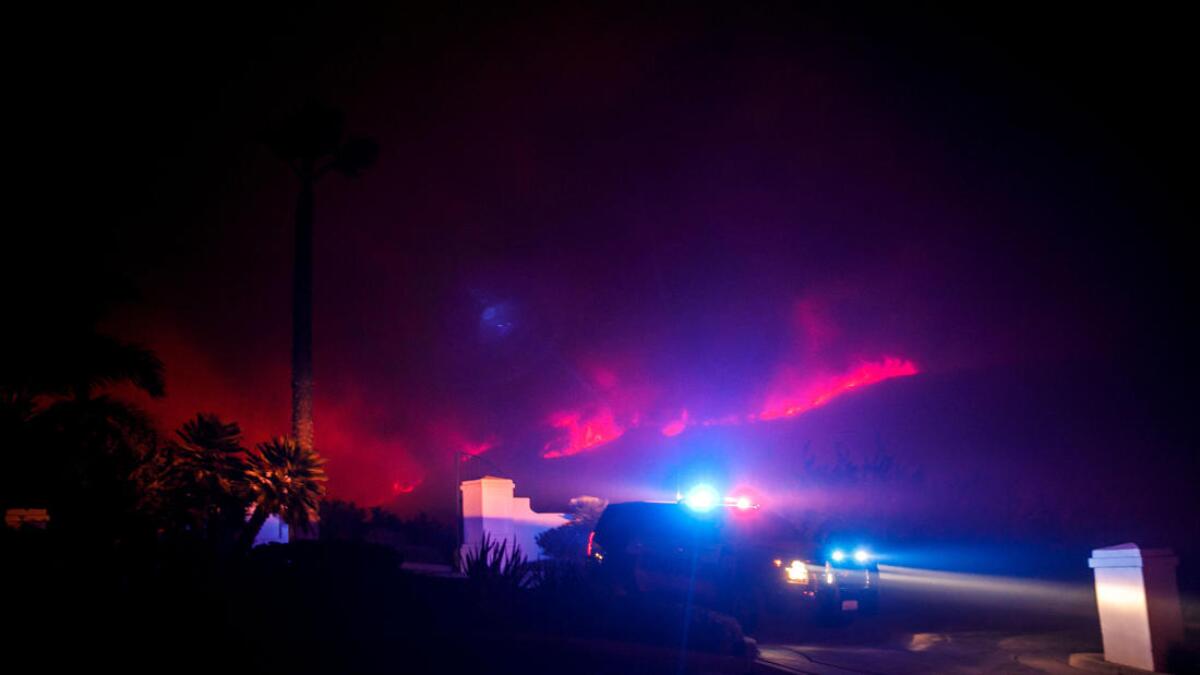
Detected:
[460,476,566,561]
[253,513,289,547]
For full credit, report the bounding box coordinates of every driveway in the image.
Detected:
[752,564,1106,674]
[756,630,1102,674]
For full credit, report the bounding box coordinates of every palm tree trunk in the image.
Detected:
[292,164,315,453]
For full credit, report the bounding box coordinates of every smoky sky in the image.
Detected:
[9,3,1197,548]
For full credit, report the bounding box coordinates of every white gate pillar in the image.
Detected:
[1088,543,1184,672]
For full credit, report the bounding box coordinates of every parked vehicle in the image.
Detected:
[587,492,878,630]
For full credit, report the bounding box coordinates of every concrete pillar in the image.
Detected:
[460,475,568,562]
[1088,543,1184,672]
[460,476,517,556]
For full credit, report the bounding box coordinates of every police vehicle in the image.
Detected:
[586,485,878,630]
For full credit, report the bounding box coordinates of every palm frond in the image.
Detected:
[263,100,346,163]
[244,436,328,532]
[177,413,243,454]
[331,137,379,176]
[82,335,166,398]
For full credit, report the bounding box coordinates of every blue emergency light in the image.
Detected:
[682,484,720,512]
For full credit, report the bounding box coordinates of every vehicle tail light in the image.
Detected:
[587,531,603,560]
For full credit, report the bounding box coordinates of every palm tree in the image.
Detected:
[239,436,328,549]
[264,102,377,453]
[136,413,250,545]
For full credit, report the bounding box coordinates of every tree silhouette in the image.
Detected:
[264,102,377,453]
[0,310,165,539]
[535,495,607,560]
[136,413,251,549]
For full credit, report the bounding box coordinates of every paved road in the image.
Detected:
[756,631,1101,674]
[752,565,1106,674]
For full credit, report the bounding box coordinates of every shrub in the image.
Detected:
[536,495,607,560]
[318,499,368,541]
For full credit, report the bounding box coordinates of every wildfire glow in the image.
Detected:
[390,478,422,495]
[759,357,918,421]
[459,439,495,461]
[542,407,625,458]
[540,356,918,457]
[661,409,689,436]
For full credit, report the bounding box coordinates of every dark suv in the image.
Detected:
[587,500,878,629]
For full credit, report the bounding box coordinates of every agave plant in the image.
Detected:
[240,436,328,549]
[461,532,534,593]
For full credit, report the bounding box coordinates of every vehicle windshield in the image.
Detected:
[597,502,809,553]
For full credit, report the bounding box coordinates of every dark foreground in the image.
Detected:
[5,532,1197,674]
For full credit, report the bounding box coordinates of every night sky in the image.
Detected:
[9,3,1197,555]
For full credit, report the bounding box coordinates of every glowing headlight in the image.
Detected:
[830,549,846,563]
[785,560,808,583]
[853,548,870,563]
[683,484,720,512]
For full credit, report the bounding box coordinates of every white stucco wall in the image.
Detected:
[253,513,289,547]
[461,476,567,561]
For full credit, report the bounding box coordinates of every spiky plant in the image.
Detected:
[240,436,327,549]
[462,532,534,593]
